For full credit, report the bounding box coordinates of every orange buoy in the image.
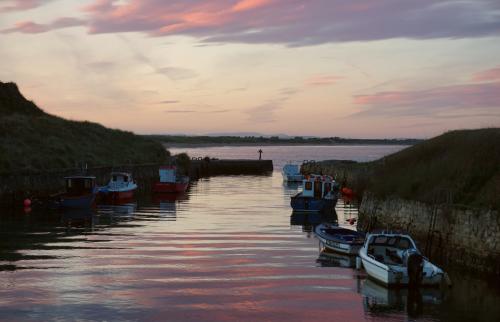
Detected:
[342,187,354,196]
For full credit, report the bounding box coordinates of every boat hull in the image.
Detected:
[314,224,364,255]
[153,182,189,193]
[60,192,97,209]
[99,189,136,203]
[359,248,445,286]
[290,195,337,213]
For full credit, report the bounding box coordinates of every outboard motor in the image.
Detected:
[404,249,424,287]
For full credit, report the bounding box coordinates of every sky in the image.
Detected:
[1,0,499,138]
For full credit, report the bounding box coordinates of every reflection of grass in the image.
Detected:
[0,82,169,174]
[308,128,500,210]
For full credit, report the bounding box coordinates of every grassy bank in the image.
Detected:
[305,128,500,210]
[0,82,169,174]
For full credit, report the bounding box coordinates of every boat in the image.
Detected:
[290,174,339,213]
[56,176,98,209]
[314,223,365,255]
[359,232,447,287]
[98,172,137,202]
[152,165,189,193]
[282,163,304,182]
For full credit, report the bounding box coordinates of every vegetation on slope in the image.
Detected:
[368,128,500,210]
[0,82,169,174]
[307,128,500,210]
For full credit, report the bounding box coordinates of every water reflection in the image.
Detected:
[290,211,338,233]
[360,279,443,318]
[316,251,357,268]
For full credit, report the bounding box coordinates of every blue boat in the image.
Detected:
[57,176,98,209]
[290,175,339,213]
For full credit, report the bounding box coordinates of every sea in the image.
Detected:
[1,145,499,321]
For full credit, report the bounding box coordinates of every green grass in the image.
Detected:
[368,128,500,209]
[0,82,169,174]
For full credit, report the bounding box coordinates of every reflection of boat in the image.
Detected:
[315,223,364,255]
[290,211,337,226]
[61,208,96,227]
[55,176,98,208]
[290,175,339,213]
[98,172,137,201]
[361,279,443,315]
[317,250,357,268]
[152,166,189,193]
[282,163,304,182]
[98,203,137,215]
[152,192,188,204]
[359,232,447,286]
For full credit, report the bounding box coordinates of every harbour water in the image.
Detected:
[1,146,499,321]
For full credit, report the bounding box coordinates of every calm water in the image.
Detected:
[1,146,499,321]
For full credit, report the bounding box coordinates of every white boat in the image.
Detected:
[282,163,304,182]
[98,172,137,201]
[359,232,447,287]
[315,223,365,255]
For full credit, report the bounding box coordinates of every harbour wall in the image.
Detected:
[358,193,500,275]
[0,159,273,208]
[301,160,500,275]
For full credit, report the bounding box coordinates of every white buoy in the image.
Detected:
[356,256,362,270]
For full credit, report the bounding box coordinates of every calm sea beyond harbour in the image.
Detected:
[1,145,499,321]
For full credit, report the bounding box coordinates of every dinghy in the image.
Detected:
[315,223,365,255]
[359,232,447,287]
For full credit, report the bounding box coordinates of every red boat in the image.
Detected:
[152,165,189,193]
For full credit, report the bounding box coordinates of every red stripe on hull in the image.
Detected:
[153,182,189,193]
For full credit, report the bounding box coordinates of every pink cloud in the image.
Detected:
[0,0,50,12]
[1,17,84,34]
[5,0,500,46]
[472,66,500,82]
[305,75,343,86]
[353,82,500,118]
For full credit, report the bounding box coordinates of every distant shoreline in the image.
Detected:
[165,142,412,148]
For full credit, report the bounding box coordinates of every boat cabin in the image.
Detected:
[301,175,337,199]
[64,176,96,196]
[109,172,133,187]
[159,165,178,183]
[365,234,418,266]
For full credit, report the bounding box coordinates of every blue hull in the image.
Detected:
[290,194,337,213]
[60,192,97,209]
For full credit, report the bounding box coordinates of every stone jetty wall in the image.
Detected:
[358,193,500,275]
[0,159,273,207]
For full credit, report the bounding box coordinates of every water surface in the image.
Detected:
[1,146,499,321]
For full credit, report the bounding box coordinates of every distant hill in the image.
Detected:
[367,128,500,209]
[148,135,421,146]
[0,82,169,174]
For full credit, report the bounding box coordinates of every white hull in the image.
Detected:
[317,235,362,255]
[359,244,445,286]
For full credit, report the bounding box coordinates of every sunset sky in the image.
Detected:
[1,0,499,138]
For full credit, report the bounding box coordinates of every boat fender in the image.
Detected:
[23,198,32,207]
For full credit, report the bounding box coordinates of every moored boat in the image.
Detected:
[282,163,304,182]
[315,223,365,255]
[290,175,339,213]
[359,232,448,287]
[152,165,189,193]
[56,176,98,209]
[98,172,137,202]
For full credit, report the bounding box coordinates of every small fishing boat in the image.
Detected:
[359,232,448,287]
[282,163,304,182]
[152,165,189,193]
[57,176,98,209]
[290,175,339,213]
[315,223,365,255]
[98,172,137,202]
